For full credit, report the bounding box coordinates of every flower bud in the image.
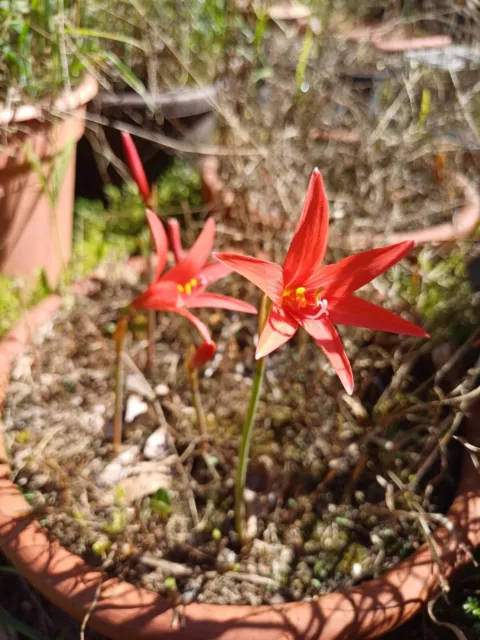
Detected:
[120,131,150,205]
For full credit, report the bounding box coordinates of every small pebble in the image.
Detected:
[154,383,170,397]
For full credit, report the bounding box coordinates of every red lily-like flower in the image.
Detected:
[131,212,257,343]
[214,169,428,395]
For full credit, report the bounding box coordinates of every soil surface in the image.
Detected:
[3,259,461,607]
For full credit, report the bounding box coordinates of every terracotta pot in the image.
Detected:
[0,285,479,639]
[0,75,98,287]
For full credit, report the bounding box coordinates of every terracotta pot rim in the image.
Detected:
[0,75,98,126]
[0,274,479,639]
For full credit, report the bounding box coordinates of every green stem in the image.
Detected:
[113,317,128,450]
[189,367,208,447]
[235,354,266,543]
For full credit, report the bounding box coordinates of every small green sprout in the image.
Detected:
[150,488,171,520]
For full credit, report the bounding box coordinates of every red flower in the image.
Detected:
[121,131,151,205]
[214,169,428,395]
[131,212,257,343]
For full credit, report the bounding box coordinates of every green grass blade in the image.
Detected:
[66,27,145,51]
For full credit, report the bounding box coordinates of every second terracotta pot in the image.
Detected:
[0,75,98,287]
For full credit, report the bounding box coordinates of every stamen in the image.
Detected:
[185,282,192,295]
[177,284,184,293]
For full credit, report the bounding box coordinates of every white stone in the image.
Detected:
[154,383,170,397]
[124,395,148,424]
[143,428,169,461]
[97,445,139,488]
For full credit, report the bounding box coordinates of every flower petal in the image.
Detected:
[197,261,232,289]
[306,241,415,298]
[283,168,329,288]
[131,281,179,310]
[256,304,298,359]
[329,295,429,337]
[183,292,257,314]
[171,307,212,343]
[167,218,184,263]
[121,132,150,205]
[146,209,168,282]
[300,316,354,395]
[214,253,284,305]
[165,217,216,285]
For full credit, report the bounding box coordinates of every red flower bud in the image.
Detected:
[167,218,184,263]
[190,341,216,369]
[120,131,151,205]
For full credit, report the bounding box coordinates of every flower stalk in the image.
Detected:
[113,315,128,449]
[235,295,271,543]
[188,363,208,448]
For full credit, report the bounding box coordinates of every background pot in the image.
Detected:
[0,75,98,287]
[0,286,479,639]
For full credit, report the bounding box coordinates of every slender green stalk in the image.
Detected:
[189,367,208,447]
[235,295,270,543]
[146,262,155,376]
[113,316,128,449]
[234,354,266,542]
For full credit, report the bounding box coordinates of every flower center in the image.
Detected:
[177,275,205,296]
[282,285,329,318]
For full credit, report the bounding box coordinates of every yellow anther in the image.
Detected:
[185,282,192,295]
[177,284,185,293]
[295,287,306,296]
[283,288,292,298]
[191,278,198,287]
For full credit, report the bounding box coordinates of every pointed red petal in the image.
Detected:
[170,307,212,343]
[329,295,429,337]
[167,218,184,263]
[121,132,150,205]
[197,261,232,288]
[214,253,284,305]
[256,304,298,359]
[146,209,168,282]
[283,168,329,288]
[165,218,215,285]
[130,281,178,310]
[183,292,257,314]
[300,317,354,395]
[307,241,415,298]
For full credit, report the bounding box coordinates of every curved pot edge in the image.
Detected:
[0,75,99,126]
[0,276,479,640]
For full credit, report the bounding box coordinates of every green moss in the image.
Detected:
[394,245,479,340]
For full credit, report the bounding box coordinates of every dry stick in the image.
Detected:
[410,407,470,493]
[80,581,104,640]
[121,351,199,525]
